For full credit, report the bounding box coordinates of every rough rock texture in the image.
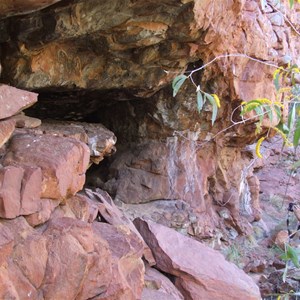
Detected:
[18,120,117,164]
[0,197,145,300]
[0,0,63,18]
[0,119,15,148]
[0,0,299,238]
[142,265,184,300]
[3,133,90,199]
[134,218,261,300]
[0,84,38,119]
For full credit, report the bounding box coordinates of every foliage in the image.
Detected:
[246,64,300,158]
[279,243,300,282]
[172,75,220,125]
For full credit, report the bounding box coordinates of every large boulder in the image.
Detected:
[134,218,261,300]
[3,133,90,199]
[0,214,145,299]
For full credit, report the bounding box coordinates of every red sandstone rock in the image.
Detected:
[3,133,90,199]
[92,222,145,300]
[65,194,99,222]
[0,215,145,300]
[142,265,184,300]
[134,218,261,300]
[25,198,60,226]
[0,223,14,266]
[10,112,41,128]
[0,84,38,119]
[0,166,24,218]
[19,120,117,164]
[84,188,156,266]
[0,119,15,148]
[20,166,42,215]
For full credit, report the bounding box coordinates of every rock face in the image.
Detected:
[0,215,144,300]
[134,218,261,300]
[0,0,291,236]
[3,133,90,199]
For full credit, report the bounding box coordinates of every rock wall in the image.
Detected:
[1,0,299,236]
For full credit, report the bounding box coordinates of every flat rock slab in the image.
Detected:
[3,133,90,199]
[134,218,261,300]
[0,84,38,119]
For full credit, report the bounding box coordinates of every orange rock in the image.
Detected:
[134,218,261,300]
[3,133,90,199]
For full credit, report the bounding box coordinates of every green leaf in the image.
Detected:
[287,245,300,268]
[254,106,264,123]
[293,118,300,148]
[274,105,282,120]
[288,103,296,131]
[241,103,261,115]
[196,90,204,112]
[289,0,294,8]
[172,75,187,97]
[291,159,300,170]
[206,93,218,125]
[274,72,281,91]
[265,105,273,124]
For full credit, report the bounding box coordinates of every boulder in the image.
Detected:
[3,133,90,199]
[18,120,117,164]
[0,166,24,218]
[93,222,145,300]
[0,84,38,119]
[84,188,156,266]
[0,216,144,300]
[134,218,261,300]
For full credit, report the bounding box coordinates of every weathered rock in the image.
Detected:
[19,120,117,164]
[0,0,63,18]
[0,215,145,300]
[24,198,60,226]
[93,222,145,300]
[134,218,261,300]
[20,167,42,215]
[3,133,90,199]
[0,166,24,218]
[0,118,15,148]
[142,265,184,300]
[84,188,156,266]
[0,84,38,119]
[10,112,41,128]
